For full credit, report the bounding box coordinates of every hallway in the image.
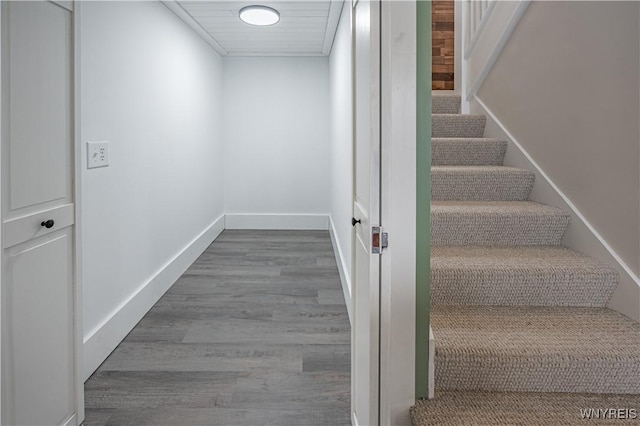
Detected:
[83,230,351,426]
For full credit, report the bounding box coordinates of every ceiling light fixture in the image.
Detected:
[239,5,280,26]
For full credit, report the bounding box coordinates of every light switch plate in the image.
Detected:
[87,141,109,169]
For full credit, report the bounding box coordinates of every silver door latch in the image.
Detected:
[372,226,389,254]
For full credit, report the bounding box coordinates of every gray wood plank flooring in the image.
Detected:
[84,230,351,426]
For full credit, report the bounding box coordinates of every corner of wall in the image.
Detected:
[82,214,225,380]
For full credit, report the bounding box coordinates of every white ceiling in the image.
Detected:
[171,1,344,56]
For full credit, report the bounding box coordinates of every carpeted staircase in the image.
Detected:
[411,93,640,425]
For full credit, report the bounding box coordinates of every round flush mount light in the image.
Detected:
[239,5,280,26]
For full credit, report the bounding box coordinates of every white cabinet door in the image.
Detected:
[1,2,79,425]
[4,232,75,426]
[351,0,381,425]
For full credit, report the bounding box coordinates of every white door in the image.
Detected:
[351,0,381,425]
[1,2,81,425]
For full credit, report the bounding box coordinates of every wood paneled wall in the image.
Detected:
[432,0,455,90]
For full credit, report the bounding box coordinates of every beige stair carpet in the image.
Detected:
[431,201,571,246]
[432,246,618,306]
[433,306,640,394]
[432,94,461,114]
[412,93,639,424]
[432,138,507,166]
[432,114,486,138]
[411,391,640,426]
[432,166,535,201]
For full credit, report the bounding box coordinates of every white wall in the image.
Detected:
[471,1,640,319]
[222,57,330,230]
[478,1,639,275]
[329,3,353,308]
[80,1,225,378]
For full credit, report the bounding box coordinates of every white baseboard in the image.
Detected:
[352,412,360,426]
[225,214,329,230]
[62,413,77,426]
[329,216,352,323]
[82,214,225,380]
[473,96,640,321]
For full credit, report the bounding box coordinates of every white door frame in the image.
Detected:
[72,1,85,423]
[379,1,417,425]
[350,1,417,425]
[0,9,3,423]
[351,0,381,424]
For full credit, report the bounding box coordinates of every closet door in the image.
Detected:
[1,2,79,425]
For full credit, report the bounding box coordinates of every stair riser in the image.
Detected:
[431,212,570,246]
[432,139,507,166]
[435,355,640,394]
[432,96,461,114]
[431,268,617,307]
[431,170,534,201]
[433,115,486,138]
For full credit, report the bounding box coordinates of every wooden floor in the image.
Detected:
[84,230,351,426]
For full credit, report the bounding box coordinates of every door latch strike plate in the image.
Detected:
[372,226,388,254]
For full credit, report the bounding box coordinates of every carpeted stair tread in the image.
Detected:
[432,306,640,394]
[431,201,570,246]
[432,94,461,114]
[432,166,535,201]
[411,391,640,425]
[432,138,507,166]
[433,114,486,138]
[431,246,619,307]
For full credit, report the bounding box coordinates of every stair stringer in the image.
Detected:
[470,95,640,322]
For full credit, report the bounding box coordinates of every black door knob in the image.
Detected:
[352,218,361,227]
[41,219,54,229]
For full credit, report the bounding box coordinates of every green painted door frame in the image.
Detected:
[416,0,432,399]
